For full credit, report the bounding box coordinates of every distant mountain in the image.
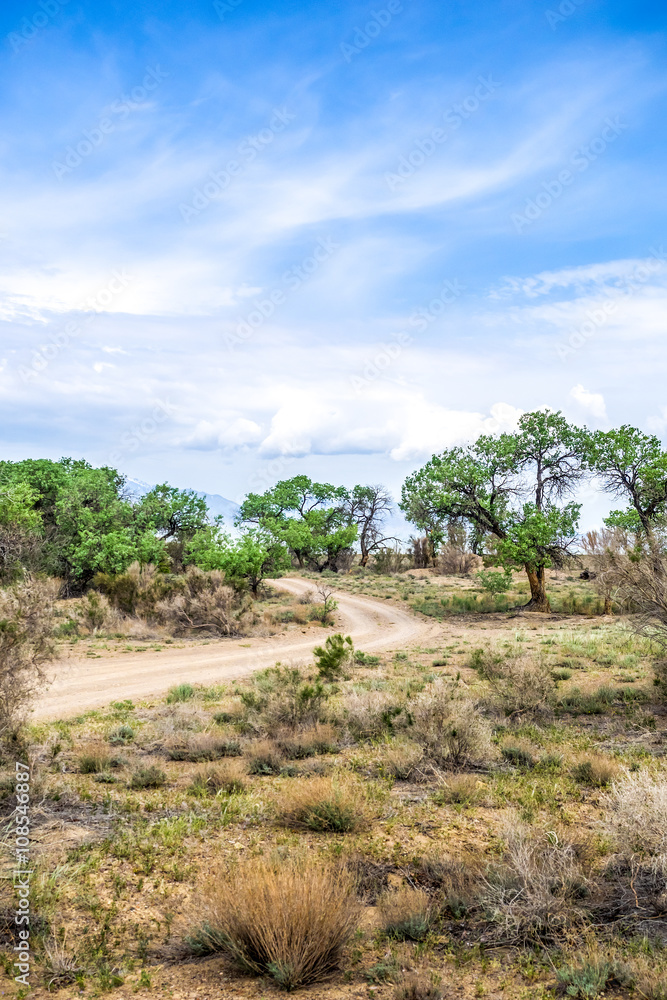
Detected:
[124,477,241,532]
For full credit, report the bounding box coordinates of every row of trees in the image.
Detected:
[0,460,397,593]
[2,414,667,613]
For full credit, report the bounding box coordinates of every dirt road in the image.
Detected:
[33,577,439,720]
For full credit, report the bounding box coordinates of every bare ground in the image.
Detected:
[32,577,440,720]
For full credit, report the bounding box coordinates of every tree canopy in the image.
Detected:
[236,475,358,572]
[400,411,586,611]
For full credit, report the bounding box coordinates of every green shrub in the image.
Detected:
[501,745,535,769]
[108,724,134,745]
[79,753,111,774]
[314,633,354,681]
[476,568,512,594]
[129,765,167,789]
[552,668,573,681]
[166,683,195,703]
[354,650,380,666]
[240,665,328,732]
[556,959,616,998]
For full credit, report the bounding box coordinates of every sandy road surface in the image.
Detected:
[33,577,439,720]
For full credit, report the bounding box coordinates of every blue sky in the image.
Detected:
[1,0,666,524]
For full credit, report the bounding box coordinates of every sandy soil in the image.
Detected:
[32,576,440,721]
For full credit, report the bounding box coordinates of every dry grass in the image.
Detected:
[394,973,443,1000]
[189,760,246,796]
[165,731,242,761]
[481,818,590,940]
[489,656,556,715]
[343,687,405,739]
[274,722,338,759]
[432,772,483,805]
[407,682,494,769]
[602,771,667,861]
[571,755,620,787]
[379,739,424,780]
[193,856,361,989]
[277,775,373,833]
[378,887,433,941]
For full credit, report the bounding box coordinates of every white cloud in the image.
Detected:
[182,417,263,450]
[569,384,607,421]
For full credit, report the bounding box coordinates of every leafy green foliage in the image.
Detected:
[313,633,354,681]
[236,475,357,572]
[476,567,512,594]
[400,410,586,608]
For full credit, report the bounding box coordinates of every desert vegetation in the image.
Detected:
[1,601,666,999]
[3,416,667,996]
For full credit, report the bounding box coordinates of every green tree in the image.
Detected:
[584,426,667,536]
[135,484,210,541]
[400,411,586,611]
[237,476,357,572]
[186,526,289,595]
[0,482,43,580]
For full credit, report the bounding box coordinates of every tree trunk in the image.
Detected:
[360,551,369,567]
[604,595,612,615]
[523,565,551,612]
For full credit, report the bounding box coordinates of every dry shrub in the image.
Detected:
[407,682,494,770]
[154,568,239,636]
[481,819,590,940]
[437,545,483,576]
[344,688,405,739]
[166,731,242,762]
[379,740,424,780]
[278,775,373,833]
[488,656,555,715]
[152,702,209,736]
[602,772,667,863]
[394,973,442,1000]
[275,723,338,759]
[194,856,360,989]
[378,887,433,941]
[0,576,60,737]
[432,773,482,805]
[245,739,285,775]
[190,760,246,796]
[571,756,620,788]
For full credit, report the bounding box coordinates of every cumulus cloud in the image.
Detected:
[569,384,608,421]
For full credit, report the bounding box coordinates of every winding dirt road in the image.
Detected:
[33,577,439,721]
